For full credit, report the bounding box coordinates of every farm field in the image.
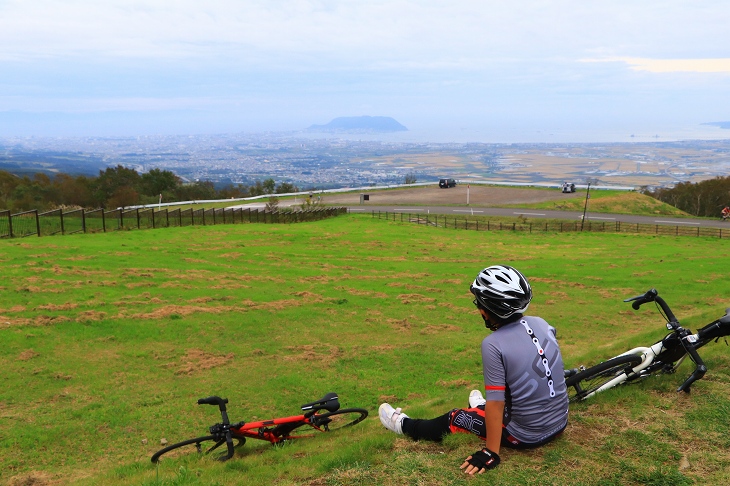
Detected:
[1,215,729,485]
[349,140,730,188]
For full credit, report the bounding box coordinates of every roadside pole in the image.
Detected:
[467,184,470,205]
[581,182,591,231]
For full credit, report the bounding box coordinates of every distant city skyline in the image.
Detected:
[1,1,729,141]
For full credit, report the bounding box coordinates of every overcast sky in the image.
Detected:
[1,0,729,141]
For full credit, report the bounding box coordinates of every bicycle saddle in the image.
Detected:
[301,392,340,413]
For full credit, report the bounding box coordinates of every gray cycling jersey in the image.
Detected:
[482,315,569,443]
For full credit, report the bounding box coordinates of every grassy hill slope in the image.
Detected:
[502,189,690,216]
[1,216,729,485]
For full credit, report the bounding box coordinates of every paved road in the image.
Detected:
[346,205,729,229]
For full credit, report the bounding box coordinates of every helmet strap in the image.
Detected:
[480,311,499,332]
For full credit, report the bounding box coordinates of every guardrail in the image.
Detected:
[371,211,727,239]
[120,181,636,211]
[0,207,347,239]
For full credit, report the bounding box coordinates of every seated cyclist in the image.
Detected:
[379,265,569,474]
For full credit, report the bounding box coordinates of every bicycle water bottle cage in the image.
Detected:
[301,392,340,413]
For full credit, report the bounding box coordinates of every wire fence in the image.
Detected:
[371,211,728,239]
[0,207,347,239]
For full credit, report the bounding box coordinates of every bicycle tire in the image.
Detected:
[151,435,243,463]
[312,408,368,431]
[566,354,643,402]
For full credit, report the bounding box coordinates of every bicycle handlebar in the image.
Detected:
[198,396,231,425]
[624,288,679,323]
[198,396,228,407]
[626,288,707,393]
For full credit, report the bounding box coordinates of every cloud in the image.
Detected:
[582,57,730,74]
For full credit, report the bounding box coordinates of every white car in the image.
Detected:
[561,182,576,193]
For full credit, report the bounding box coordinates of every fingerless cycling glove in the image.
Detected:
[467,448,500,471]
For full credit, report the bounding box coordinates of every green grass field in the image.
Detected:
[1,215,729,485]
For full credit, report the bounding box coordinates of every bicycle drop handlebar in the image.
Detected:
[624,289,707,392]
[197,396,235,460]
[624,288,678,322]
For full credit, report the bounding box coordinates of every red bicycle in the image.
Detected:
[151,392,368,463]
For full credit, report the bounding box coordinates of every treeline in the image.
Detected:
[644,176,730,217]
[0,166,299,212]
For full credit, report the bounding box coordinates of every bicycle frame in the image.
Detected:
[575,341,678,400]
[230,410,331,443]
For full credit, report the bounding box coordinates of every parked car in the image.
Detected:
[439,178,457,188]
[561,182,576,193]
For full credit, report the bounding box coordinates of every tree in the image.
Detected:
[646,176,730,217]
[0,170,20,210]
[218,184,249,199]
[404,173,417,184]
[174,181,217,201]
[265,196,280,211]
[140,169,180,197]
[276,182,299,194]
[107,186,139,209]
[262,178,276,194]
[93,165,142,207]
[52,174,95,208]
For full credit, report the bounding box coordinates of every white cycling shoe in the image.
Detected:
[379,403,408,435]
[469,389,487,408]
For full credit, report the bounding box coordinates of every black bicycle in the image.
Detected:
[564,288,730,402]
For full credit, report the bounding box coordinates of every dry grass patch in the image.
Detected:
[387,318,412,331]
[169,348,235,375]
[334,286,388,298]
[127,305,226,319]
[75,311,107,322]
[18,349,40,361]
[7,470,55,486]
[34,303,78,311]
[436,379,470,388]
[282,344,343,363]
[398,293,436,304]
[420,324,462,335]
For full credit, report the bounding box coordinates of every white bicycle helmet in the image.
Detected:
[470,265,532,319]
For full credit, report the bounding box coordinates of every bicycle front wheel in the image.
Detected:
[151,435,240,463]
[566,354,643,402]
[313,408,369,431]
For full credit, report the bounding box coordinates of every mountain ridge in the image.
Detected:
[307,116,408,133]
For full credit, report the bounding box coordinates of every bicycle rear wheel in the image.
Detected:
[151,435,243,463]
[313,408,368,431]
[566,354,643,402]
